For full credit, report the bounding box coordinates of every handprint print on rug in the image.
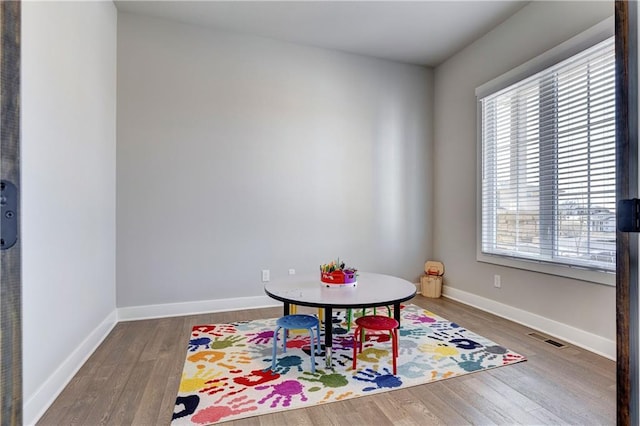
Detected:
[327,335,356,351]
[217,351,252,372]
[190,395,257,424]
[355,347,389,367]
[418,342,459,359]
[454,351,496,372]
[173,395,200,421]
[298,369,349,390]
[191,324,236,338]
[244,344,274,359]
[502,352,525,364]
[404,311,437,325]
[232,319,274,332]
[179,368,220,393]
[398,338,419,355]
[187,350,224,365]
[187,337,211,352]
[399,327,430,339]
[265,355,305,374]
[323,352,354,369]
[210,335,246,350]
[233,369,280,387]
[397,360,434,379]
[281,335,313,350]
[353,367,402,392]
[428,326,483,350]
[299,370,352,401]
[247,330,275,345]
[256,380,308,408]
[199,376,231,395]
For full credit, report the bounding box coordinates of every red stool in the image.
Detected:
[352,315,399,375]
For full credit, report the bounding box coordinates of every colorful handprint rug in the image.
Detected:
[172,303,526,424]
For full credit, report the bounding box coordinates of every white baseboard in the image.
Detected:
[442,286,615,360]
[24,309,118,426]
[117,295,280,321]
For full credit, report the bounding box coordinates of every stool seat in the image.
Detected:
[277,314,320,329]
[355,315,399,331]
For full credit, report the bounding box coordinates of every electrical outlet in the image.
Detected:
[494,274,501,288]
[262,269,270,282]
[288,269,296,275]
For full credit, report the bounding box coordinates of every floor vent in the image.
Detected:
[527,332,568,349]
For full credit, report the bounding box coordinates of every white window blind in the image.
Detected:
[479,37,615,273]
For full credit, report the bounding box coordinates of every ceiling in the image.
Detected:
[114,1,528,66]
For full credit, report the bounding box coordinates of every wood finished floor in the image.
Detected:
[37,295,616,425]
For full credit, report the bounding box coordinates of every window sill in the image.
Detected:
[476,252,615,286]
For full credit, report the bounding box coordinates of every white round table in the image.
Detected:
[264,272,416,368]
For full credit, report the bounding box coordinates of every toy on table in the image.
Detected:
[320,258,357,287]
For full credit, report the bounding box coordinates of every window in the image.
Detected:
[478,34,615,281]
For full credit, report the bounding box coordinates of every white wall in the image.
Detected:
[22,1,117,424]
[116,13,433,308]
[434,1,615,357]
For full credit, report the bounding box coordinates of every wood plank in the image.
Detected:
[387,388,450,425]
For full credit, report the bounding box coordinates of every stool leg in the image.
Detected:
[352,325,360,371]
[307,327,316,373]
[392,328,398,375]
[272,326,280,371]
[394,328,399,358]
[283,326,288,353]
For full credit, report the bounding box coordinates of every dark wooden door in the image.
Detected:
[0,1,21,424]
[615,1,638,425]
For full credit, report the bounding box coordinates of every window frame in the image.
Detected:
[475,17,615,286]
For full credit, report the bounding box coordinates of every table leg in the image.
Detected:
[394,302,401,326]
[324,307,333,368]
[284,302,290,316]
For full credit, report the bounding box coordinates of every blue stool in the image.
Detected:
[272,314,320,373]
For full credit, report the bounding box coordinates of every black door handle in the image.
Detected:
[618,198,640,232]
[0,180,18,249]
